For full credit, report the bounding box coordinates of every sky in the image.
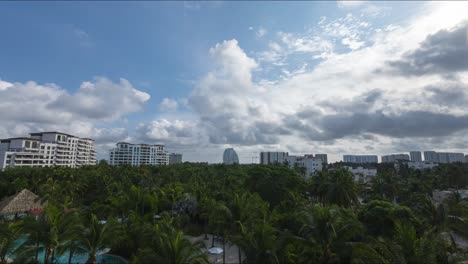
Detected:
[1,1,468,163]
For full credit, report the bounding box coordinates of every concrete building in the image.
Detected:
[109,142,169,166]
[381,154,410,163]
[260,152,288,165]
[409,151,422,162]
[407,161,438,170]
[344,166,377,183]
[424,151,438,162]
[315,154,328,164]
[465,155,468,163]
[343,155,378,164]
[169,153,183,164]
[285,155,322,178]
[0,132,96,169]
[437,152,465,163]
[424,151,465,163]
[223,148,239,165]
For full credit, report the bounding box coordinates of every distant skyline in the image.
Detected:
[1,1,468,163]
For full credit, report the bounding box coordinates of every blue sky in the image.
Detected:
[1,1,468,162]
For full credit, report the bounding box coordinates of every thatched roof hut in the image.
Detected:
[0,189,44,215]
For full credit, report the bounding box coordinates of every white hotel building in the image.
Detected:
[109,142,169,166]
[0,132,96,169]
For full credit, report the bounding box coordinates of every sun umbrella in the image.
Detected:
[208,247,223,254]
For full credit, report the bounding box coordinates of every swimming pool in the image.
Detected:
[8,238,127,264]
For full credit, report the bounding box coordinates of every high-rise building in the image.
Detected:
[409,151,422,162]
[437,152,464,163]
[315,154,328,164]
[343,155,378,163]
[260,152,288,164]
[169,153,183,164]
[424,151,438,162]
[285,155,322,178]
[0,132,96,169]
[424,151,465,163]
[223,148,239,165]
[109,142,169,166]
[465,155,468,163]
[381,154,410,163]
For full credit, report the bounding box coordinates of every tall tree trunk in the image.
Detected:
[223,237,226,264]
[238,246,242,264]
[211,235,215,247]
[68,246,75,264]
[50,248,55,264]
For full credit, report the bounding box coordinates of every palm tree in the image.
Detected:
[235,220,280,264]
[79,214,116,264]
[0,222,21,264]
[314,169,359,208]
[55,212,86,264]
[296,205,364,263]
[14,216,48,264]
[133,217,208,264]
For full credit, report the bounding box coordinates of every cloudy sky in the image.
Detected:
[1,1,468,163]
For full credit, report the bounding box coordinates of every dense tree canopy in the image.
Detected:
[0,162,468,263]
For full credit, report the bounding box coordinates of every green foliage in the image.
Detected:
[1,162,468,263]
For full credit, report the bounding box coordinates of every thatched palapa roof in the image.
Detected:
[0,189,44,215]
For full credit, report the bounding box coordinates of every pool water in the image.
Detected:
[9,238,126,264]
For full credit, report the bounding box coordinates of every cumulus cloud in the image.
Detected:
[0,77,149,158]
[386,22,468,76]
[142,2,468,162]
[256,27,267,38]
[159,98,178,112]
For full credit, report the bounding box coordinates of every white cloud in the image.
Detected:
[337,1,367,9]
[256,27,267,38]
[141,1,468,163]
[159,98,179,112]
[0,77,149,159]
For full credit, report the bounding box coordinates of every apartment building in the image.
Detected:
[109,142,169,166]
[424,151,465,163]
[343,155,378,163]
[169,153,183,164]
[409,151,422,162]
[0,132,96,169]
[285,155,322,178]
[381,154,410,163]
[315,154,328,164]
[260,152,289,164]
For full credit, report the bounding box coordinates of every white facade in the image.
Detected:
[381,154,410,163]
[109,142,169,166]
[409,151,422,162]
[260,152,288,164]
[285,155,322,178]
[344,166,377,183]
[407,161,438,170]
[0,132,96,169]
[343,155,378,163]
[169,153,183,164]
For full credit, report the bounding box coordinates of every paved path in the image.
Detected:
[185,234,245,264]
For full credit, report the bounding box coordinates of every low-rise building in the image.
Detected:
[285,155,322,178]
[407,161,438,170]
[109,142,169,166]
[0,132,96,169]
[344,166,377,183]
